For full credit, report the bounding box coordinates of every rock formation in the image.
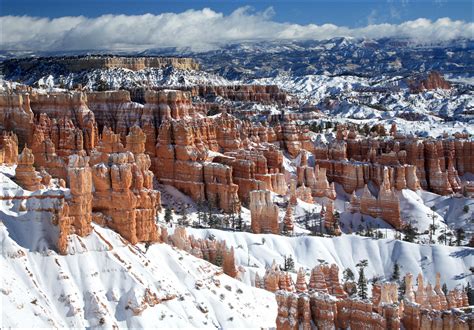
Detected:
[15,146,43,191]
[0,92,34,145]
[322,200,341,235]
[408,71,451,93]
[283,204,295,234]
[90,126,161,244]
[271,266,470,330]
[0,132,18,165]
[349,168,403,229]
[29,91,97,151]
[250,190,279,234]
[167,227,238,278]
[66,153,93,236]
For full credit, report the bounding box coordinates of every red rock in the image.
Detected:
[0,92,34,146]
[283,204,295,234]
[66,153,93,236]
[408,71,451,93]
[0,132,18,165]
[223,246,238,278]
[15,146,43,191]
[56,203,72,255]
[250,190,279,234]
[295,268,308,293]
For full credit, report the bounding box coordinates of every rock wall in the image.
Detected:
[315,129,471,196]
[189,84,290,105]
[29,91,97,151]
[0,93,34,145]
[348,168,402,229]
[3,56,200,75]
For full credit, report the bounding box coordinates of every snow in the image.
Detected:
[185,228,474,291]
[251,73,474,137]
[0,167,276,328]
[33,67,234,91]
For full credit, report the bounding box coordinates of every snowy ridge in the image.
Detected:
[23,67,233,90]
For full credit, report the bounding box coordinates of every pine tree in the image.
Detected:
[178,206,189,226]
[208,214,217,229]
[304,211,311,230]
[455,228,465,246]
[235,210,243,232]
[356,259,369,300]
[402,223,418,243]
[343,268,355,282]
[196,201,204,227]
[398,276,406,300]
[283,255,295,272]
[164,207,173,224]
[428,211,438,244]
[466,282,474,305]
[442,283,448,295]
[391,262,401,282]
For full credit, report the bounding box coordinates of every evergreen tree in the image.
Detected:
[343,268,355,282]
[178,206,189,226]
[402,223,418,243]
[283,255,295,272]
[196,201,204,227]
[455,228,465,246]
[428,211,438,244]
[398,276,406,300]
[304,211,311,230]
[442,283,448,296]
[391,262,401,282]
[466,282,474,305]
[144,241,151,253]
[164,207,173,224]
[235,210,243,232]
[208,214,218,229]
[356,259,369,300]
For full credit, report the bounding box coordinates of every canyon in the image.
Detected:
[1,52,473,329]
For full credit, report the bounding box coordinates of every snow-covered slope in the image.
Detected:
[27,67,232,90]
[186,228,474,291]
[0,168,276,328]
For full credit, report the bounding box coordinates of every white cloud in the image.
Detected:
[0,8,472,52]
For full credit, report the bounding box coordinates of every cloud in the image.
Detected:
[1,8,472,52]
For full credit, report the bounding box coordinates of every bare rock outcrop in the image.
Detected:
[408,71,451,93]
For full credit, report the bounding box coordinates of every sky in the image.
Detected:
[1,0,473,52]
[2,0,473,26]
